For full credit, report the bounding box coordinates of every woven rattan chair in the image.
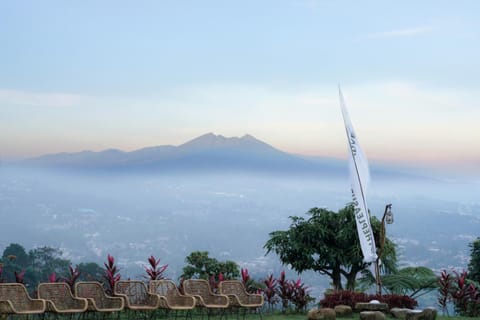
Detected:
[149,280,194,319]
[219,280,263,319]
[0,283,46,315]
[75,281,124,313]
[114,280,163,311]
[182,279,229,319]
[38,282,88,314]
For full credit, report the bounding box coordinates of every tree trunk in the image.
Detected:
[346,270,358,291]
[332,266,343,291]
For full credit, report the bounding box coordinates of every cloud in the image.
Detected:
[0,89,84,107]
[363,26,433,39]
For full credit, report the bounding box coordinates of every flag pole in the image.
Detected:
[376,203,393,295]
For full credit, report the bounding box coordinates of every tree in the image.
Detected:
[77,262,104,282]
[468,237,480,283]
[264,205,396,291]
[3,243,29,267]
[29,246,70,283]
[181,251,239,280]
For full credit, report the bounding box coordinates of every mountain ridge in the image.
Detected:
[20,133,326,174]
[16,133,428,180]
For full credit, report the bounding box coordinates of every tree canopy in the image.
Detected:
[264,204,396,290]
[468,237,480,283]
[181,251,239,280]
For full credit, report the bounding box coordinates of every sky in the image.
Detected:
[1,1,479,173]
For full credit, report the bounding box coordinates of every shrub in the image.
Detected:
[291,278,314,312]
[103,254,120,295]
[208,272,224,293]
[374,294,418,309]
[320,291,368,308]
[240,268,263,293]
[49,272,57,283]
[439,269,480,317]
[438,269,451,315]
[62,265,81,290]
[263,274,278,311]
[14,269,25,284]
[144,255,168,280]
[320,290,417,309]
[277,271,294,313]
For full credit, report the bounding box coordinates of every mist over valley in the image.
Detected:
[1,134,479,298]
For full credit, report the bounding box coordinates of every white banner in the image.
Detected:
[339,87,377,263]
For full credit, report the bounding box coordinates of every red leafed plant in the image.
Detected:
[49,272,57,283]
[241,268,257,293]
[209,272,224,293]
[14,270,25,284]
[291,278,314,312]
[104,254,121,295]
[277,271,294,313]
[144,255,168,280]
[320,290,368,308]
[451,270,470,315]
[320,291,417,309]
[263,274,278,311]
[63,265,81,290]
[241,268,250,284]
[438,269,451,315]
[438,269,480,317]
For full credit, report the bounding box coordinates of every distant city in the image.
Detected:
[1,133,479,300]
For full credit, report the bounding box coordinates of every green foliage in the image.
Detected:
[264,204,396,290]
[0,243,103,293]
[3,243,29,267]
[359,266,437,298]
[77,262,104,281]
[381,266,437,298]
[181,251,239,280]
[468,237,480,283]
[29,246,70,284]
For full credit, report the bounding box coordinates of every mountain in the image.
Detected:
[21,133,337,174]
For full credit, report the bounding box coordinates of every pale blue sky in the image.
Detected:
[1,1,479,172]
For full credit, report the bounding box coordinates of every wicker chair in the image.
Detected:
[149,280,195,319]
[0,283,46,315]
[114,280,163,311]
[75,281,124,313]
[182,279,229,319]
[38,282,88,314]
[218,280,263,319]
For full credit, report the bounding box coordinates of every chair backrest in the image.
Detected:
[219,280,264,307]
[0,283,31,303]
[38,282,73,300]
[149,280,195,309]
[75,281,124,311]
[38,282,88,312]
[75,281,105,300]
[149,280,177,296]
[218,280,246,296]
[182,279,212,296]
[0,283,46,312]
[115,280,159,308]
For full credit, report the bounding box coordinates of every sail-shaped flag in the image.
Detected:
[339,87,377,263]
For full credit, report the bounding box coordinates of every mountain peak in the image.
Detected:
[180,133,266,150]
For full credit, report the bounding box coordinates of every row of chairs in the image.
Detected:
[0,279,263,319]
